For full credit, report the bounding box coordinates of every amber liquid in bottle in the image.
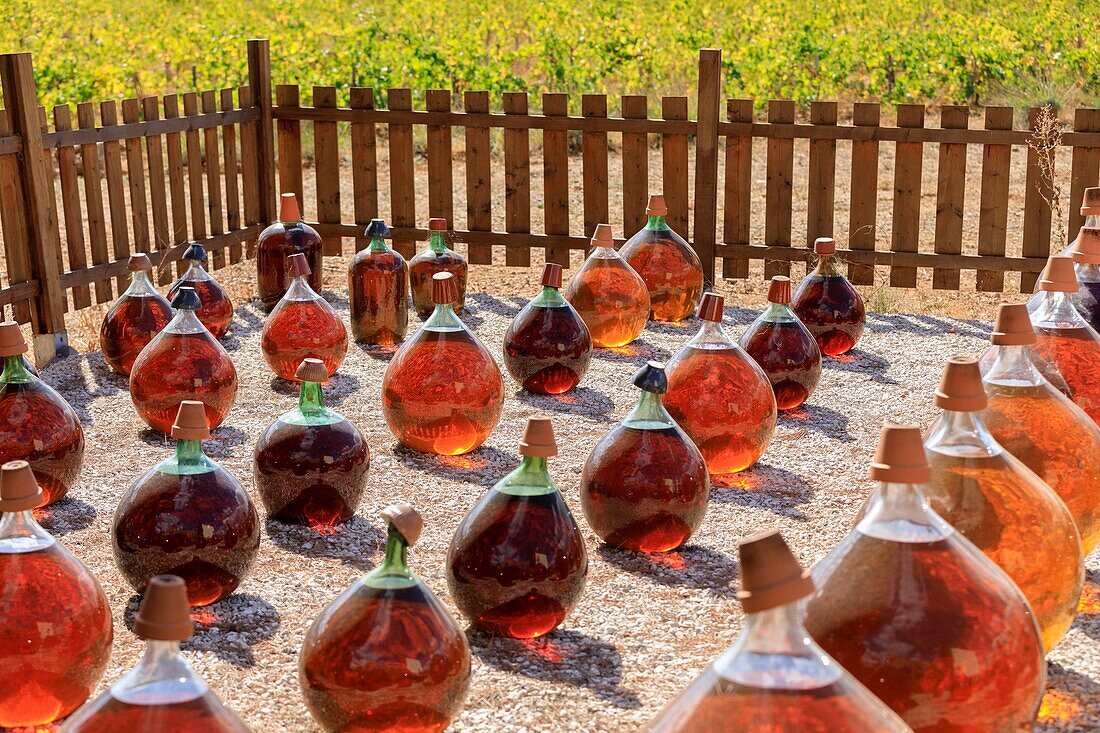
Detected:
[503,282,592,394]
[168,263,233,340]
[791,255,866,356]
[348,229,409,345]
[0,510,113,727]
[564,242,651,348]
[113,438,259,606]
[260,277,348,381]
[740,304,822,411]
[448,456,587,638]
[254,379,369,527]
[301,523,472,732]
[409,229,467,320]
[620,215,703,322]
[100,268,173,375]
[256,220,323,310]
[0,354,84,505]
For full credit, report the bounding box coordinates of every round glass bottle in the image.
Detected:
[409,218,467,320]
[348,218,409,346]
[619,195,703,323]
[580,361,710,552]
[564,223,651,348]
[791,237,866,356]
[300,504,472,732]
[740,276,822,411]
[167,243,233,339]
[664,292,776,474]
[503,262,592,394]
[112,401,260,606]
[254,359,369,528]
[448,418,587,638]
[261,253,347,381]
[256,192,323,310]
[100,253,173,375]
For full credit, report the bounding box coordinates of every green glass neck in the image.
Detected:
[645,215,668,231]
[624,390,675,429]
[363,526,417,589]
[813,255,843,277]
[369,235,390,254]
[531,285,568,307]
[159,438,216,476]
[425,302,464,331]
[496,455,556,496]
[429,231,448,254]
[1,354,33,384]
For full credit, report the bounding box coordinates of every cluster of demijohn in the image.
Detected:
[0,185,1098,732]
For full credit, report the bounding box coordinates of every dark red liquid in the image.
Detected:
[0,545,113,727]
[448,490,587,638]
[664,346,777,474]
[112,467,260,606]
[349,250,408,345]
[62,693,251,732]
[260,299,348,381]
[503,303,592,394]
[409,250,467,320]
[300,582,471,732]
[100,293,173,375]
[805,535,1044,733]
[1033,325,1100,424]
[792,274,866,356]
[580,425,709,551]
[383,330,504,455]
[168,277,233,340]
[741,320,822,410]
[129,332,238,434]
[254,419,369,527]
[0,380,84,505]
[256,222,323,310]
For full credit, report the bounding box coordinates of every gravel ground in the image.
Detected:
[28,287,1100,733]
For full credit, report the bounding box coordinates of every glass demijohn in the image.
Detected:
[791,237,866,356]
[619,195,703,322]
[564,223,651,348]
[348,218,409,345]
[408,218,468,320]
[740,276,822,411]
[100,253,173,375]
[167,243,233,339]
[256,192,323,310]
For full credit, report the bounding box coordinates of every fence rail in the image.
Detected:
[0,40,1097,364]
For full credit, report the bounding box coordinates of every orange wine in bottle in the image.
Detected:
[301,504,471,732]
[564,224,650,347]
[349,218,409,345]
[740,276,822,410]
[261,253,347,381]
[792,237,866,356]
[409,218,467,320]
[0,461,113,728]
[256,192,323,310]
[100,253,173,375]
[620,195,703,322]
[167,243,233,339]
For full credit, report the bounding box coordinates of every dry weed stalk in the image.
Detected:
[1029,105,1066,251]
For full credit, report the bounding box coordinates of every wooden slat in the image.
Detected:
[141,97,171,279]
[0,111,32,321]
[723,99,753,279]
[201,91,225,268]
[238,86,261,233]
[182,93,207,247]
[1021,107,1054,293]
[163,94,190,280]
[387,88,416,258]
[464,91,492,265]
[848,103,880,285]
[693,49,722,286]
[543,94,570,267]
[890,104,925,288]
[1068,109,1100,243]
[350,87,378,252]
[313,86,341,256]
[100,100,131,295]
[52,105,90,309]
[426,89,454,225]
[932,106,969,290]
[504,92,531,267]
[76,103,112,301]
[807,101,837,245]
[220,89,242,263]
[582,94,609,238]
[661,96,689,237]
[621,95,648,235]
[275,85,304,212]
[122,99,151,265]
[976,107,1013,292]
[764,100,795,279]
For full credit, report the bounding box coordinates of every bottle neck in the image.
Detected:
[1033,290,1087,329]
[496,455,556,496]
[813,254,842,277]
[856,481,952,543]
[1,353,33,383]
[645,215,667,231]
[0,509,54,554]
[125,269,161,297]
[984,344,1045,387]
[424,302,464,331]
[686,320,735,349]
[531,285,568,308]
[429,231,448,254]
[369,235,390,254]
[924,409,1001,458]
[624,390,675,429]
[111,641,208,706]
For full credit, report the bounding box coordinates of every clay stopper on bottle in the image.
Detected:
[295,357,329,384]
[287,252,312,278]
[1082,186,1100,216]
[432,272,459,305]
[381,502,423,546]
[170,286,202,311]
[128,253,153,271]
[935,355,988,412]
[0,321,28,356]
[591,223,615,246]
[0,460,44,512]
[134,575,194,641]
[171,400,211,441]
[541,263,563,289]
[813,237,836,256]
[633,360,668,394]
[645,195,668,217]
[697,292,724,323]
[768,276,792,304]
[1073,228,1100,265]
[279,192,301,223]
[1038,256,1079,293]
[990,303,1037,346]
[428,218,448,232]
[736,529,815,613]
[869,423,930,484]
[519,417,557,458]
[181,242,207,263]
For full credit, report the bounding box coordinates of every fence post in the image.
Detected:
[0,53,69,365]
[247,39,277,226]
[692,49,721,287]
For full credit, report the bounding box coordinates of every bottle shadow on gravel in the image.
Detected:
[35,496,97,536]
[597,543,739,600]
[470,628,641,709]
[710,463,814,520]
[265,515,385,572]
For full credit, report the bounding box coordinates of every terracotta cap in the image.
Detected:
[592,223,614,245]
[1072,228,1100,265]
[935,355,988,412]
[814,237,836,256]
[991,303,1037,346]
[1082,186,1100,216]
[633,360,668,394]
[128,253,153,271]
[133,575,194,641]
[1038,256,1079,293]
[171,400,210,441]
[428,218,448,232]
[645,195,668,216]
[697,292,724,323]
[518,417,558,458]
[768,276,792,304]
[287,252,311,278]
[170,286,202,311]
[737,529,815,613]
[432,272,459,304]
[541,262,563,289]
[869,424,930,484]
[365,218,390,238]
[0,321,28,357]
[279,193,301,223]
[381,503,423,546]
[295,358,329,384]
[182,242,207,263]
[0,460,44,512]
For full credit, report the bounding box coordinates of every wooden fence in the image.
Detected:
[1,40,1099,363]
